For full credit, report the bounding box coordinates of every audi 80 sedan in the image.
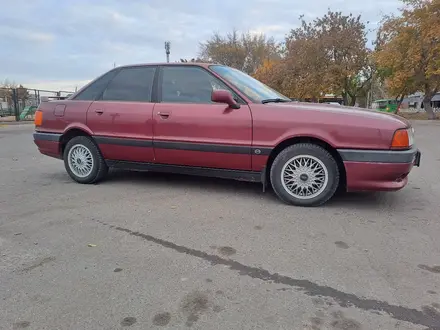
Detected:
[33,63,421,207]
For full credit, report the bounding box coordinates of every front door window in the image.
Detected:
[160,66,238,104]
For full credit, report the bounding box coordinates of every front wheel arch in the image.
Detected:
[269,143,340,206]
[266,136,346,192]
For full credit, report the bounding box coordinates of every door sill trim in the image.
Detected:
[106,160,262,182]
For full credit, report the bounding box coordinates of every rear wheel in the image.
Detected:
[63,136,108,184]
[270,143,339,206]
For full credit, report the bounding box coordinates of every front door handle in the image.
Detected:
[157,112,170,119]
[95,109,104,115]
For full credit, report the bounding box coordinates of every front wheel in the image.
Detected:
[63,136,108,184]
[270,143,340,207]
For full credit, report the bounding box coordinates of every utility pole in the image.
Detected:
[164,41,171,63]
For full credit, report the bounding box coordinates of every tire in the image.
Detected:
[270,143,339,207]
[63,136,108,184]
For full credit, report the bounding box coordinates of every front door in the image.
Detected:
[153,65,252,170]
[87,66,157,163]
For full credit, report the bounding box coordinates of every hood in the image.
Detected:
[272,102,410,127]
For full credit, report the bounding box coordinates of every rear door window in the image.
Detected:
[101,66,156,102]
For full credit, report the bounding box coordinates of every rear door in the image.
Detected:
[152,65,252,170]
[87,66,157,163]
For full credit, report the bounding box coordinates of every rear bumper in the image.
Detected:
[33,132,62,159]
[338,147,421,192]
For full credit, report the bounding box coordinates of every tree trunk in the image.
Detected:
[349,96,356,107]
[342,92,348,106]
[395,94,405,114]
[423,94,437,120]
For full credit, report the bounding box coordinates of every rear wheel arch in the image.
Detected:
[60,128,95,156]
[63,135,108,184]
[266,136,346,191]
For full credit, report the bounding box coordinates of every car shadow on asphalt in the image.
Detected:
[104,169,401,209]
[327,190,401,209]
[107,168,264,193]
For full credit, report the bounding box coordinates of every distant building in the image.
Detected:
[400,92,440,112]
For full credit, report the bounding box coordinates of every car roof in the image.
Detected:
[67,62,226,100]
[116,62,219,69]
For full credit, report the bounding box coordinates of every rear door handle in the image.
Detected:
[95,109,104,115]
[157,112,170,119]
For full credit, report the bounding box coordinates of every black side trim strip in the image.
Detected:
[154,140,250,154]
[95,136,153,147]
[338,147,419,163]
[93,136,273,155]
[106,160,262,182]
[33,132,62,142]
[252,147,272,156]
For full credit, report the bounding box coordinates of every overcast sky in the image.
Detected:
[0,0,401,92]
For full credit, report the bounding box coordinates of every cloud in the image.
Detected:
[249,25,290,39]
[0,0,400,90]
[0,27,54,43]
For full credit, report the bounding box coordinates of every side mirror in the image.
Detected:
[211,90,240,109]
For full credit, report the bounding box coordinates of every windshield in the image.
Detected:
[210,65,291,103]
[373,101,387,109]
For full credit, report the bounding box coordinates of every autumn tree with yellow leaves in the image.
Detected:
[253,11,372,105]
[375,0,440,119]
[198,29,280,75]
[253,59,287,94]
[199,3,438,112]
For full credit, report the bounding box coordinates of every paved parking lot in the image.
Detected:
[1,121,440,330]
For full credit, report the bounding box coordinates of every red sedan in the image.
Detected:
[33,63,421,206]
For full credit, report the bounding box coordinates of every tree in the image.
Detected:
[282,21,330,101]
[0,80,29,109]
[283,11,371,105]
[367,73,389,108]
[198,29,281,74]
[253,59,286,94]
[375,0,440,119]
[16,85,29,103]
[178,58,205,63]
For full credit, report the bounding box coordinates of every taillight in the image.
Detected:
[34,110,43,126]
[391,128,414,149]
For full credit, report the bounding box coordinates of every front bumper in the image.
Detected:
[338,147,421,192]
[338,146,421,165]
[414,150,421,167]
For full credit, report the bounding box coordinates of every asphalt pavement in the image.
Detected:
[1,121,440,330]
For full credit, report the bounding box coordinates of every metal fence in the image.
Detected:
[0,88,73,121]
